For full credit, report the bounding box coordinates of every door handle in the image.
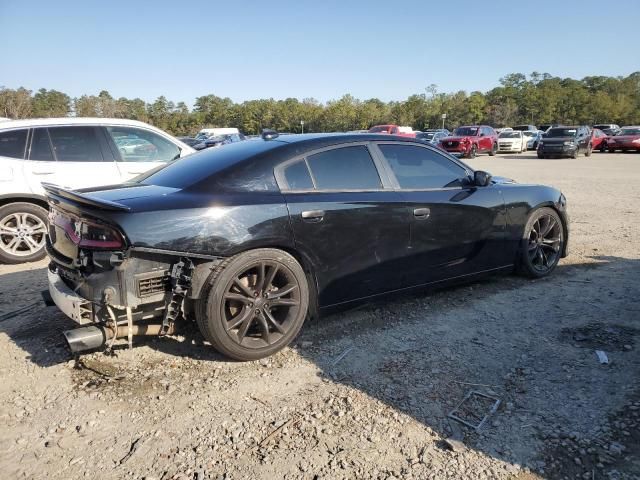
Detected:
[301,210,325,222]
[413,207,430,219]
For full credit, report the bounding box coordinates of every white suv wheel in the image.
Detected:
[0,203,48,264]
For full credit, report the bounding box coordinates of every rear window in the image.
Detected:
[306,146,381,190]
[136,139,279,189]
[0,129,27,159]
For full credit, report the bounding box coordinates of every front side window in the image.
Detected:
[29,128,54,161]
[0,129,27,159]
[305,145,381,190]
[379,144,467,189]
[107,126,180,162]
[48,126,104,162]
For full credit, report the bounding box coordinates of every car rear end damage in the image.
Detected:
[43,183,213,353]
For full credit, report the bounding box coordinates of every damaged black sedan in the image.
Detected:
[45,132,569,361]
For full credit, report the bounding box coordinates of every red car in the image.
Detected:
[590,128,608,152]
[607,126,640,153]
[368,124,416,137]
[439,125,498,158]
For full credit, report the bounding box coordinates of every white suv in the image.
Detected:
[0,118,195,264]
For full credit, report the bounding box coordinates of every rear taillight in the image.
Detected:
[77,220,123,249]
[52,211,124,249]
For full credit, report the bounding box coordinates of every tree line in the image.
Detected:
[1,72,638,136]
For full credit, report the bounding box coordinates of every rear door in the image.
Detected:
[23,126,122,194]
[277,143,410,307]
[374,142,508,286]
[103,126,181,179]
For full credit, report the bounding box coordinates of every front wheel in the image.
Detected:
[488,143,497,156]
[467,144,477,158]
[196,248,309,361]
[585,144,592,157]
[517,207,564,279]
[599,142,608,152]
[0,202,49,264]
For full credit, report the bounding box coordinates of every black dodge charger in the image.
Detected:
[44,132,569,360]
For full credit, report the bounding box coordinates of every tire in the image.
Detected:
[609,147,616,153]
[0,202,49,264]
[517,207,564,279]
[537,152,545,159]
[467,144,477,158]
[195,248,309,361]
[599,142,607,152]
[585,144,592,157]
[571,147,579,159]
[488,143,497,156]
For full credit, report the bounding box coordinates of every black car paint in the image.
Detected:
[538,126,591,157]
[46,134,568,313]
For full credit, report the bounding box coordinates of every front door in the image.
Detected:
[278,144,410,307]
[103,126,181,180]
[373,142,508,286]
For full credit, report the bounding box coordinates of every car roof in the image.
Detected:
[0,117,163,130]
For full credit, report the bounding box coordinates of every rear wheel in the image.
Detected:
[518,207,564,279]
[196,248,309,361]
[585,144,592,157]
[0,202,48,264]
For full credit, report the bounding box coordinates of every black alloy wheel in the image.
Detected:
[196,248,309,361]
[518,207,564,278]
[468,144,477,158]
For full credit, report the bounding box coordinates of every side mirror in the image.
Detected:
[474,170,492,187]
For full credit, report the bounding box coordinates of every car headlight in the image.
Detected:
[564,141,576,146]
[632,138,640,144]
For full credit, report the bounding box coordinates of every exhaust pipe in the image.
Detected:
[63,323,177,353]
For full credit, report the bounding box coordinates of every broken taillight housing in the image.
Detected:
[52,211,124,249]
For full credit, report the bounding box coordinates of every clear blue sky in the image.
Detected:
[1,0,638,105]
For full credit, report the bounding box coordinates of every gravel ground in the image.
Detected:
[0,151,639,480]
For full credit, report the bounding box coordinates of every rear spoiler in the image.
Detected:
[42,183,131,212]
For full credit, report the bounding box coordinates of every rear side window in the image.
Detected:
[283,160,314,190]
[48,126,104,162]
[29,128,54,161]
[107,126,180,162]
[0,129,27,159]
[378,144,467,189]
[305,146,381,190]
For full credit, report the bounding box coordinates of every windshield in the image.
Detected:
[546,128,577,137]
[499,132,521,138]
[417,132,435,140]
[522,131,535,137]
[453,127,478,136]
[620,128,640,135]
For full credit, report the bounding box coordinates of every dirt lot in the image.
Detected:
[1,151,639,480]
